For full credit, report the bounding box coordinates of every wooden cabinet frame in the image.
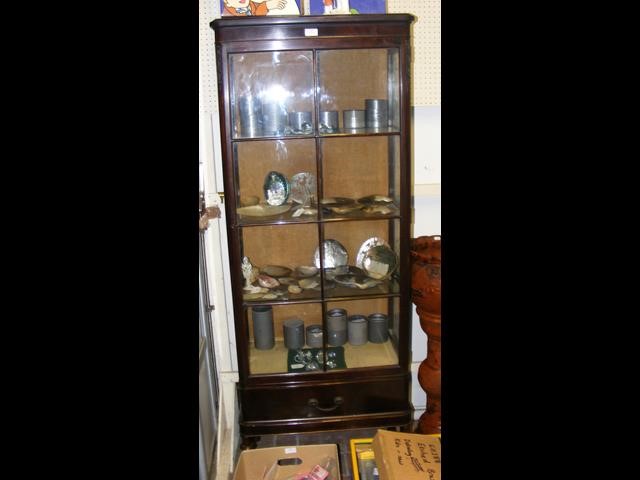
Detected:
[211,14,415,442]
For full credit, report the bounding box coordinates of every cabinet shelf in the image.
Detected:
[232,129,401,142]
[249,339,399,375]
[236,211,402,227]
[243,289,402,308]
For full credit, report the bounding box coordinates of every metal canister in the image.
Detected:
[367,313,389,343]
[342,109,366,130]
[319,110,339,132]
[283,318,305,349]
[238,95,263,137]
[261,100,288,136]
[326,308,347,346]
[365,99,389,129]
[288,111,312,133]
[251,306,274,350]
[306,324,323,348]
[347,314,368,346]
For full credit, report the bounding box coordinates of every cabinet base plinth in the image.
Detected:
[240,410,413,437]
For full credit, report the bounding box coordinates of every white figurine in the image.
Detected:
[241,256,262,293]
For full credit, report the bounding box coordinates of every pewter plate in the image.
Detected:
[334,273,382,289]
[323,265,349,280]
[334,273,373,286]
[361,244,398,280]
[356,237,389,269]
[290,172,317,205]
[236,203,292,218]
[313,239,348,269]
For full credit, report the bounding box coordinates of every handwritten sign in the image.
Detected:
[372,429,441,480]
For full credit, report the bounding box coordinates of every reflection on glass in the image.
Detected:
[231,52,314,139]
[318,48,400,135]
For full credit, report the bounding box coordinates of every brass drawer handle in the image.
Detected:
[308,396,344,412]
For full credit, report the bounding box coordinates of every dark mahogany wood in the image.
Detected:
[410,235,441,434]
[211,14,416,439]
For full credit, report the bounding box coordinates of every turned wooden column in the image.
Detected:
[410,236,441,434]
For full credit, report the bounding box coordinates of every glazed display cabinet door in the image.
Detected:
[211,14,415,437]
[317,48,400,135]
[229,51,315,140]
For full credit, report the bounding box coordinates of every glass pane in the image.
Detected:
[319,136,400,220]
[235,139,318,224]
[317,49,400,135]
[324,297,400,370]
[321,219,401,299]
[240,223,321,303]
[230,51,315,139]
[247,303,324,375]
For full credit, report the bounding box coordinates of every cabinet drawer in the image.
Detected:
[240,376,410,422]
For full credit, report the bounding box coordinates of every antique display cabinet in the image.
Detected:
[210,14,415,445]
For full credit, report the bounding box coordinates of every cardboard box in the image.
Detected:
[372,430,441,480]
[232,444,342,480]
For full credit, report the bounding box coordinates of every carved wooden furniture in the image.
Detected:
[410,235,441,434]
